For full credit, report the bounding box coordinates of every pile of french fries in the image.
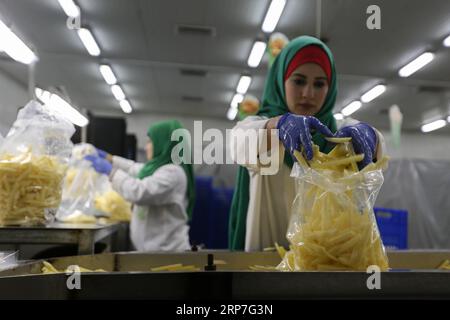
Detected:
[0,151,67,226]
[94,190,131,222]
[41,261,106,274]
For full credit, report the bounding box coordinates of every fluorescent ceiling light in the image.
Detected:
[262,0,286,33]
[111,85,126,101]
[421,119,446,133]
[236,75,252,94]
[49,94,88,127]
[35,88,88,127]
[227,107,238,121]
[99,64,117,85]
[247,41,267,68]
[58,0,80,18]
[230,93,244,109]
[0,19,37,64]
[333,113,344,120]
[361,84,386,103]
[35,87,43,100]
[398,52,434,77]
[77,28,101,56]
[35,87,52,104]
[341,101,362,116]
[447,116,450,123]
[119,100,132,114]
[443,35,450,47]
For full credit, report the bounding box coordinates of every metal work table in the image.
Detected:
[0,251,449,299]
[0,222,122,256]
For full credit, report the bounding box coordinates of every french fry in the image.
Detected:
[438,260,450,270]
[41,261,106,274]
[325,137,352,143]
[42,261,60,273]
[150,263,200,272]
[312,154,364,169]
[249,265,278,271]
[275,242,287,259]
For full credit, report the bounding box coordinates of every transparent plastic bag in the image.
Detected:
[70,142,97,161]
[93,164,132,222]
[0,100,75,226]
[57,143,100,221]
[94,183,132,222]
[57,159,100,221]
[0,251,19,271]
[277,143,389,271]
[58,143,131,223]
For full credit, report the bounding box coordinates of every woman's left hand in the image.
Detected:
[334,122,377,169]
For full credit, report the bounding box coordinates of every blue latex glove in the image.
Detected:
[96,148,108,159]
[84,155,112,175]
[277,113,333,161]
[334,122,377,169]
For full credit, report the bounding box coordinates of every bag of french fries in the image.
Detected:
[57,143,131,223]
[0,100,75,226]
[57,160,100,222]
[277,137,389,271]
[57,143,102,222]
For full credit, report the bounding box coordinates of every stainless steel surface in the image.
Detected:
[0,250,448,299]
[0,222,122,255]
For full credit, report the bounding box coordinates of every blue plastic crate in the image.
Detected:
[189,176,214,246]
[189,176,233,249]
[374,207,408,250]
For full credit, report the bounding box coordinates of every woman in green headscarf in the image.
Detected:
[86,120,195,252]
[228,36,385,251]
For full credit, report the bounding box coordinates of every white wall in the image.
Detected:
[124,113,238,187]
[124,113,233,149]
[0,70,29,136]
[381,130,450,160]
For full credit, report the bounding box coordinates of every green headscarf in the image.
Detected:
[137,120,195,220]
[228,36,338,250]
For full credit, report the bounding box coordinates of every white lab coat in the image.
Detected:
[110,156,191,252]
[230,116,386,251]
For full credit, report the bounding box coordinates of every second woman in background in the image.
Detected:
[86,120,195,252]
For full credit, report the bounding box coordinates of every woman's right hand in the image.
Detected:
[96,148,108,158]
[96,148,113,163]
[84,155,112,175]
[277,113,333,161]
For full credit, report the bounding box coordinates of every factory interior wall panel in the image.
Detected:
[0,70,29,137]
[375,158,450,249]
[87,116,128,157]
[125,113,234,150]
[381,130,450,160]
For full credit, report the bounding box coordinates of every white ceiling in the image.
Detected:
[0,0,450,132]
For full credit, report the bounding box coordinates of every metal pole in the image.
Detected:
[81,108,88,142]
[316,0,322,39]
[28,60,36,100]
